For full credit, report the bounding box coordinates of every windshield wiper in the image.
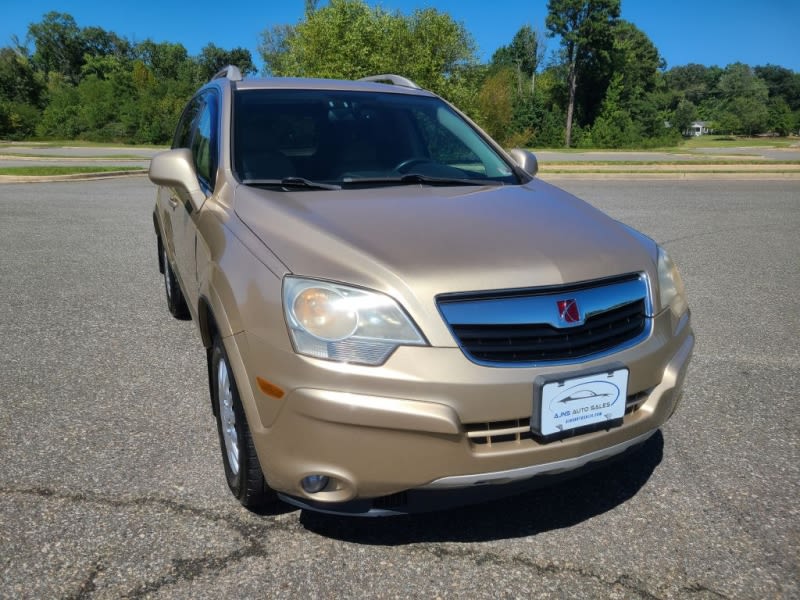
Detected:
[242,177,341,191]
[342,173,502,187]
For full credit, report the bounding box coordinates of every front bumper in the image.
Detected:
[228,310,693,513]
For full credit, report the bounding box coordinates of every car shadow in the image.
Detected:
[299,431,663,544]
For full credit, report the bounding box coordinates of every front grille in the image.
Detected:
[451,299,645,363]
[466,393,648,446]
[465,418,534,446]
[438,274,650,366]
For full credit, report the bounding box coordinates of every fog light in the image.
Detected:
[301,475,329,494]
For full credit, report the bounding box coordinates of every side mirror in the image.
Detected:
[149,148,206,209]
[508,148,538,178]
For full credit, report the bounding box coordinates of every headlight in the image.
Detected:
[283,277,427,365]
[657,247,688,317]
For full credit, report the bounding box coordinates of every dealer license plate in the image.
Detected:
[536,369,628,436]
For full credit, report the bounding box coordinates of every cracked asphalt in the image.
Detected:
[0,178,797,599]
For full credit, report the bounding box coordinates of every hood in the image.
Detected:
[234,180,657,343]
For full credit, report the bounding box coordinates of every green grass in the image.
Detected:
[0,152,150,159]
[527,136,799,153]
[0,140,167,150]
[0,166,145,176]
[542,169,800,174]
[678,136,798,149]
[542,159,800,166]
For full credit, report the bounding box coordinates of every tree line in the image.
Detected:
[1,2,798,147]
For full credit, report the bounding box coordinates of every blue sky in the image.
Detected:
[2,0,799,72]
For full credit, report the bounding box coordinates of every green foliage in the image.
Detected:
[1,12,256,143]
[197,44,257,81]
[258,0,479,113]
[755,64,800,110]
[491,25,545,81]
[673,99,698,134]
[586,73,638,147]
[546,0,621,146]
[477,68,515,142]
[0,9,797,147]
[767,98,793,136]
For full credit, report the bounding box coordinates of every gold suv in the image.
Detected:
[149,66,694,515]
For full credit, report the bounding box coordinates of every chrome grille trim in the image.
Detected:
[438,273,652,367]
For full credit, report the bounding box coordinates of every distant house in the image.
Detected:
[685,121,712,137]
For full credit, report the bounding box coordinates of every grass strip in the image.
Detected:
[0,166,145,176]
[0,152,150,160]
[542,169,800,174]
[0,140,166,150]
[541,160,800,166]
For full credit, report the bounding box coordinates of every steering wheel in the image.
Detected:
[394,157,429,173]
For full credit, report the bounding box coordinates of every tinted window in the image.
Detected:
[192,94,218,188]
[173,91,218,190]
[173,97,202,149]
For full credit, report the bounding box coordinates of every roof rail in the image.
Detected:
[211,65,243,82]
[359,74,421,89]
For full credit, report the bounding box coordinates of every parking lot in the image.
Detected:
[0,176,797,598]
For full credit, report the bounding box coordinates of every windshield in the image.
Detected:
[232,89,518,187]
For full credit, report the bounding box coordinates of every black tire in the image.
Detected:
[210,336,277,510]
[160,238,190,320]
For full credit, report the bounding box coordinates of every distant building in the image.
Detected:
[685,121,712,137]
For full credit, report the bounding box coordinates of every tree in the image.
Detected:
[81,26,131,60]
[715,63,769,135]
[27,12,86,83]
[197,44,256,81]
[767,97,793,136]
[606,20,665,142]
[588,72,637,147]
[134,40,192,81]
[477,67,515,142]
[490,25,546,92]
[754,64,800,110]
[672,98,697,135]
[0,47,46,138]
[258,0,479,112]
[611,21,662,100]
[546,0,620,147]
[666,64,711,104]
[0,47,45,106]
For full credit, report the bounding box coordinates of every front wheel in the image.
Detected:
[160,239,190,320]
[210,336,277,509]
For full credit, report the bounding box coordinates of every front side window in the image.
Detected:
[173,91,218,191]
[173,97,201,150]
[191,92,218,190]
[232,90,518,187]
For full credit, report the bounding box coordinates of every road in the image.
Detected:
[0,177,797,599]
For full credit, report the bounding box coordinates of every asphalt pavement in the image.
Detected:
[0,178,797,598]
